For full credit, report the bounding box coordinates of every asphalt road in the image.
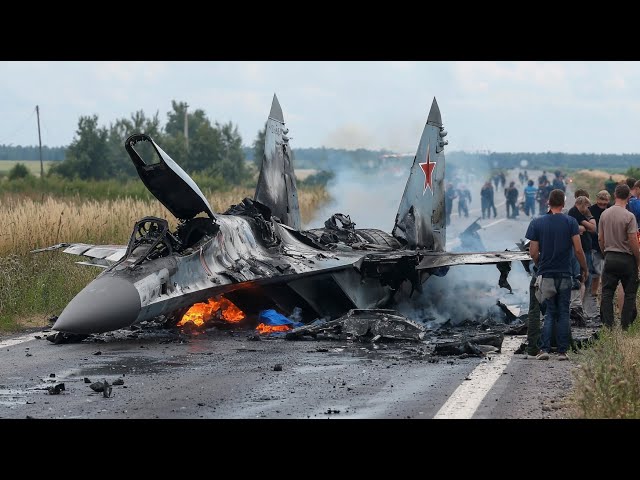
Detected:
[0,312,578,420]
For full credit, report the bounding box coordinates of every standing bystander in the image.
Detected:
[584,190,610,321]
[523,180,538,218]
[526,189,588,360]
[598,184,640,330]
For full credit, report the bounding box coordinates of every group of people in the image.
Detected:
[444,183,473,225]
[480,170,568,221]
[525,175,640,361]
[479,178,533,220]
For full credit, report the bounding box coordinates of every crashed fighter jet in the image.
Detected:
[35,95,530,334]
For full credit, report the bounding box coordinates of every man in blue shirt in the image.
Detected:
[627,180,640,226]
[523,179,538,218]
[552,171,566,192]
[525,189,588,360]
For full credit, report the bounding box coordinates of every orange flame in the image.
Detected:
[177,296,245,327]
[256,323,291,334]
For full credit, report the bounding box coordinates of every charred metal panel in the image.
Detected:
[125,134,215,220]
[64,244,97,256]
[417,251,531,270]
[83,246,127,260]
[254,95,301,230]
[288,274,357,318]
[286,309,426,342]
[330,269,390,310]
[434,333,504,356]
[392,98,446,251]
[359,251,421,292]
[74,260,109,268]
[31,243,127,265]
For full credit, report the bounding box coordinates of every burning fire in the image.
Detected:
[256,323,292,334]
[177,296,245,327]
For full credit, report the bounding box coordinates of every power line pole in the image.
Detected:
[184,103,189,151]
[36,105,43,178]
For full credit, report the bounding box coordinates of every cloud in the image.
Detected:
[4,61,640,153]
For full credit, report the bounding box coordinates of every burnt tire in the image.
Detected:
[355,229,403,249]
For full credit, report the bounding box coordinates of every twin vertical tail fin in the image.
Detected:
[254,94,302,230]
[392,98,448,251]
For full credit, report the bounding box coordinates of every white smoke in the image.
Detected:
[306,160,531,326]
[306,163,409,230]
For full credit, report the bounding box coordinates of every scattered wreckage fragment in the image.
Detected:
[286,309,426,342]
[433,333,504,357]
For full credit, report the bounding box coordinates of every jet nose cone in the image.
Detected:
[53,276,141,334]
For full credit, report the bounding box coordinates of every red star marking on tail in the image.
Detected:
[419,145,436,194]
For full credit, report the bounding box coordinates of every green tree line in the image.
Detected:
[0,145,65,161]
[43,101,249,184]
[8,116,640,180]
[448,151,640,172]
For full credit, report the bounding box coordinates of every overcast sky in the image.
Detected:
[1,61,639,154]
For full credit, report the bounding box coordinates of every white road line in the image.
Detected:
[481,218,506,229]
[0,332,38,348]
[433,336,522,419]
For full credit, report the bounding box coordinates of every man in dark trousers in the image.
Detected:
[480,181,497,219]
[584,190,610,321]
[505,181,519,219]
[537,180,552,216]
[568,195,596,326]
[526,189,588,360]
[457,184,471,218]
[598,184,640,330]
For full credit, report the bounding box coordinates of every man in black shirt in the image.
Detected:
[568,195,596,325]
[584,190,610,320]
[505,181,519,219]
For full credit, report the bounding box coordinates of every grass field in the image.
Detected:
[570,169,626,199]
[0,160,55,176]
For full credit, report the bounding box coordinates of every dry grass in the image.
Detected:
[295,169,319,181]
[14,314,51,329]
[571,170,625,200]
[574,169,626,181]
[298,186,330,225]
[0,186,329,256]
[571,325,640,418]
[0,253,97,332]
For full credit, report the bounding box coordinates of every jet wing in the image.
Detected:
[31,243,127,268]
[417,250,531,270]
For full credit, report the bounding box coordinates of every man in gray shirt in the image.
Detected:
[598,184,640,330]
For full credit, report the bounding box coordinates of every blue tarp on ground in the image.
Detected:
[258,309,303,328]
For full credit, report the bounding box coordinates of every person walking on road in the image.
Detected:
[457,184,471,218]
